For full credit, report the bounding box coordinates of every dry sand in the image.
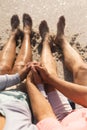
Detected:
[0,0,87,107]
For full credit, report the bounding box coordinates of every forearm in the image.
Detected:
[48,76,87,107]
[37,84,47,98]
[0,73,20,90]
[26,81,56,121]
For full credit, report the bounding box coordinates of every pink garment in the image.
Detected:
[47,90,72,120]
[37,84,72,120]
[37,118,63,130]
[37,108,87,130]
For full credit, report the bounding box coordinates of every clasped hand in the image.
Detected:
[26,61,51,85]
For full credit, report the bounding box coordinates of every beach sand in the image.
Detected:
[0,0,87,108]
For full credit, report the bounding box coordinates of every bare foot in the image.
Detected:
[11,14,20,31]
[39,20,49,39]
[39,20,53,49]
[23,13,32,34]
[55,16,65,45]
[11,14,22,46]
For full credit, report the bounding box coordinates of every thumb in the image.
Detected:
[32,68,42,84]
[32,68,39,78]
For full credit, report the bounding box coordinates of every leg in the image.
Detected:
[0,15,20,74]
[55,16,87,86]
[12,13,32,73]
[0,15,20,130]
[39,21,57,76]
[39,21,72,120]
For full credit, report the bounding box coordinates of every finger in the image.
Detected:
[31,65,37,72]
[26,62,33,66]
[32,67,38,75]
[32,68,42,79]
[27,62,38,68]
[34,65,44,72]
[27,70,32,77]
[32,69,38,80]
[33,62,41,66]
[32,69,42,83]
[40,63,45,67]
[32,61,38,64]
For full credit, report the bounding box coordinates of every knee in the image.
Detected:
[73,63,87,83]
[74,63,87,75]
[0,65,12,74]
[12,65,24,74]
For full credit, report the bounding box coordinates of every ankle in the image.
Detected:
[58,36,66,43]
[23,29,31,35]
[11,28,18,35]
[43,33,50,42]
[55,35,66,45]
[23,26,31,34]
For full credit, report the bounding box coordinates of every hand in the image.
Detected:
[31,66,42,85]
[33,64,51,83]
[26,70,33,83]
[18,62,31,81]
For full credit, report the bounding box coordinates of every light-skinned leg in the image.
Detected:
[0,15,20,74]
[12,13,32,73]
[55,16,87,86]
[39,20,72,120]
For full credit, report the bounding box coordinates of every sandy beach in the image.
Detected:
[0,0,87,108]
[0,0,87,76]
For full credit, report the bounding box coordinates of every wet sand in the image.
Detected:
[0,0,87,107]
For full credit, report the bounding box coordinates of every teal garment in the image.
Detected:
[0,90,29,116]
[0,90,38,130]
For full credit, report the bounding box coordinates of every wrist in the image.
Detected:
[19,70,28,81]
[27,79,33,84]
[47,74,57,85]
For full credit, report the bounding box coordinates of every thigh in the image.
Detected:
[0,65,12,75]
[11,64,24,74]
